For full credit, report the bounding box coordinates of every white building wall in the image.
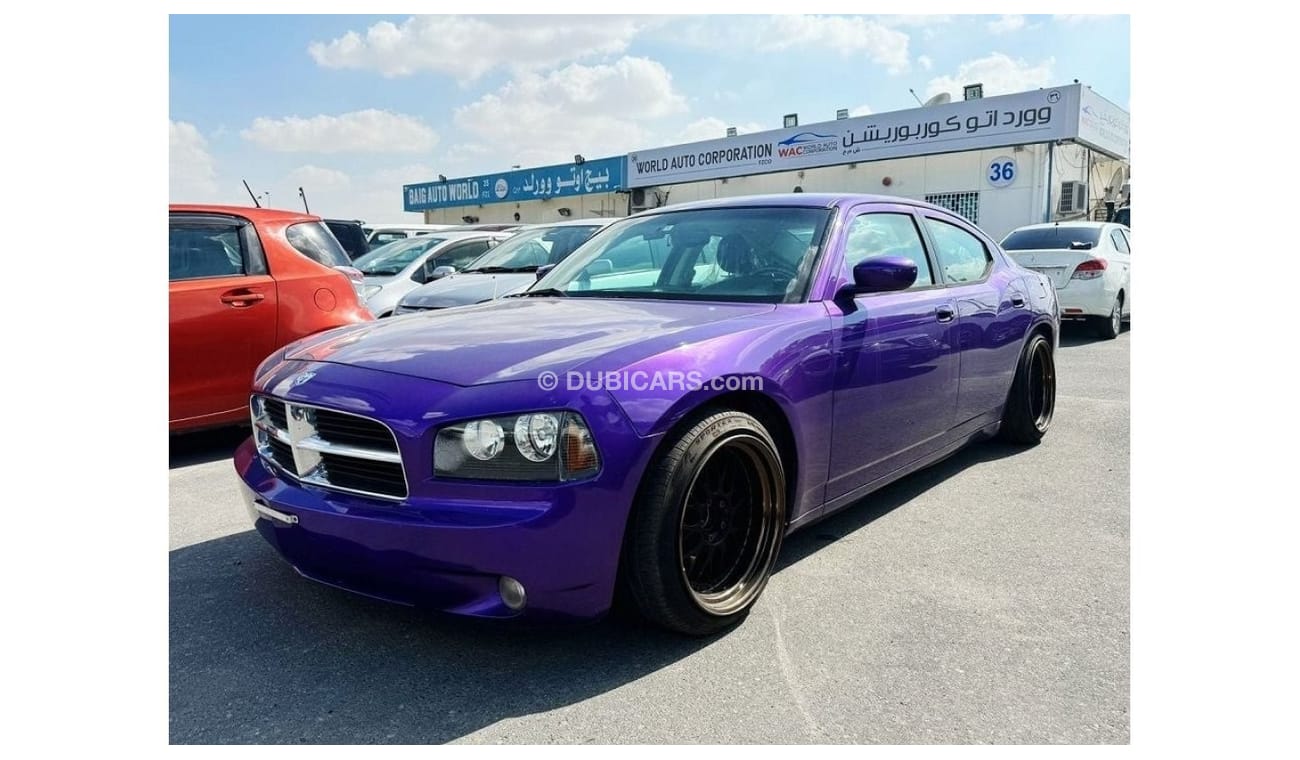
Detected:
[421,143,1127,241]
[422,193,625,225]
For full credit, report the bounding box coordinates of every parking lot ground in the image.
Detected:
[169,325,1129,744]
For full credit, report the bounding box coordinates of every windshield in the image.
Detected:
[465,225,602,272]
[352,236,446,275]
[533,207,833,303]
[1001,227,1103,251]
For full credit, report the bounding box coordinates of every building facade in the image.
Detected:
[405,83,1130,241]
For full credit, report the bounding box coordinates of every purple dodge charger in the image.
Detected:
[235,194,1059,635]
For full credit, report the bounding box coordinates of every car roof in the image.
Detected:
[515,218,617,230]
[367,223,455,231]
[1008,221,1114,232]
[169,204,318,223]
[634,192,958,216]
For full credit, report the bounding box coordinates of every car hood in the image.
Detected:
[400,272,534,308]
[284,297,777,386]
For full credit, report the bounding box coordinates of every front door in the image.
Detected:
[169,216,278,427]
[826,206,960,501]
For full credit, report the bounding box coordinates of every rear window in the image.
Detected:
[286,221,352,268]
[325,221,369,260]
[1001,227,1103,251]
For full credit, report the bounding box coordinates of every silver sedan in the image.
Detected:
[352,231,509,317]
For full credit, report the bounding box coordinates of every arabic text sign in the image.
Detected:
[1075,87,1129,159]
[626,85,1085,188]
[404,156,625,211]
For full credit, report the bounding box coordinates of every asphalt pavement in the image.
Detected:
[169,324,1129,744]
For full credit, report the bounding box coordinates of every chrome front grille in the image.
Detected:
[251,396,408,500]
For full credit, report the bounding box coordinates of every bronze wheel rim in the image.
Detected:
[677,434,783,616]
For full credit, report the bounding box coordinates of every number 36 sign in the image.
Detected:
[987,156,1016,188]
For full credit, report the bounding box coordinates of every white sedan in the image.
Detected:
[1001,221,1131,339]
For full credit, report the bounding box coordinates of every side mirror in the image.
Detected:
[849,256,917,294]
[535,263,556,281]
[584,260,614,277]
[430,265,456,281]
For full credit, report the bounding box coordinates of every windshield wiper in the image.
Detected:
[466,266,515,273]
[514,288,567,298]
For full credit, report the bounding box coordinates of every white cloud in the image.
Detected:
[170,120,218,200]
[454,56,687,165]
[918,54,933,71]
[926,53,1055,100]
[988,15,1026,34]
[668,15,911,74]
[674,117,767,144]
[308,15,649,82]
[287,165,351,191]
[241,109,438,154]
[1055,14,1110,24]
[878,15,953,27]
[849,104,873,117]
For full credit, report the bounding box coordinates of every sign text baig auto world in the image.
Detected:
[624,83,1129,188]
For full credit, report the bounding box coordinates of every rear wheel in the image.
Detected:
[999,333,1056,444]
[1094,294,1123,339]
[623,410,786,636]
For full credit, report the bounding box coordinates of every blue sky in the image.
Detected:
[169,14,1129,221]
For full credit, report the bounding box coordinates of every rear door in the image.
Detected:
[169,214,278,428]
[1108,226,1132,314]
[919,212,1028,426]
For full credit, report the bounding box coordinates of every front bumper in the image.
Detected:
[234,361,659,622]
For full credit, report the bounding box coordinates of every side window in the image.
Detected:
[922,217,993,284]
[285,222,352,268]
[843,213,934,288]
[599,237,655,272]
[170,222,245,280]
[372,231,407,247]
[1110,229,1130,254]
[438,240,491,271]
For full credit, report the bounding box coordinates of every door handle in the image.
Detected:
[935,305,955,323]
[220,290,265,307]
[1011,294,1026,308]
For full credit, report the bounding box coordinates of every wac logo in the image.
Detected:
[777,131,839,159]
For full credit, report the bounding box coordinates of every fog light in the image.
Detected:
[499,576,527,611]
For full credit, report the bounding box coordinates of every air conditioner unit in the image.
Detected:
[1058,181,1088,215]
[629,187,659,212]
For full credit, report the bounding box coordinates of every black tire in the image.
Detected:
[622,410,786,636]
[1094,294,1123,339]
[999,332,1056,444]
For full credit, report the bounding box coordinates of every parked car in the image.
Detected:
[323,218,370,260]
[365,223,460,250]
[353,231,510,317]
[236,193,1058,635]
[1001,221,1130,339]
[169,204,372,433]
[458,223,524,232]
[393,219,614,313]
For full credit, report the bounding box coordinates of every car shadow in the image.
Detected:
[1058,321,1129,348]
[778,439,1028,567]
[169,438,1032,744]
[170,426,250,469]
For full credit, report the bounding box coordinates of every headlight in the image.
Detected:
[362,285,382,298]
[435,411,599,481]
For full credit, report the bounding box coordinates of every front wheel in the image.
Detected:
[622,410,786,636]
[999,332,1056,444]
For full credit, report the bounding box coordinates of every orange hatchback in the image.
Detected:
[169,205,373,432]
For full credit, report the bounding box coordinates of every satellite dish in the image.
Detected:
[1104,166,1127,201]
[923,92,952,107]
